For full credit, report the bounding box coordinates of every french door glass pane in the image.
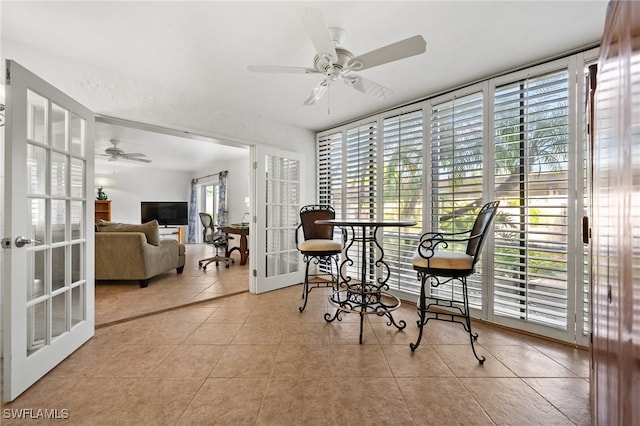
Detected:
[70,112,85,156]
[27,90,47,144]
[29,198,46,243]
[27,250,46,301]
[51,199,66,244]
[27,301,46,356]
[52,246,66,292]
[52,292,67,338]
[71,242,83,283]
[51,151,67,197]
[51,102,68,151]
[70,158,84,198]
[71,200,84,240]
[71,284,85,326]
[27,144,47,195]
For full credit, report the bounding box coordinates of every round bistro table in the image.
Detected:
[315,219,417,343]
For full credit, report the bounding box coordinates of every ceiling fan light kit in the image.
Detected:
[248,7,426,107]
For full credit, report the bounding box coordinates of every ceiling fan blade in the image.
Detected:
[303,80,329,106]
[121,152,146,157]
[298,7,337,62]
[343,74,393,100]
[122,155,152,163]
[247,65,320,74]
[348,35,426,71]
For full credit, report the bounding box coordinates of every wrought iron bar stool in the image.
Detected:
[410,201,499,364]
[295,205,343,312]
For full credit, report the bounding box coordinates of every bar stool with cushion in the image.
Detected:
[410,201,499,364]
[295,204,343,312]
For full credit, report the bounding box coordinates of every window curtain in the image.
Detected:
[218,171,228,225]
[187,179,198,243]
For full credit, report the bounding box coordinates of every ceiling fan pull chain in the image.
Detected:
[327,82,331,115]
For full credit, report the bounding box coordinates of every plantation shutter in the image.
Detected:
[381,110,424,292]
[429,92,485,308]
[317,131,343,213]
[344,121,377,283]
[493,70,571,329]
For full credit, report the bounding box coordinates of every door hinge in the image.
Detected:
[253,161,257,170]
[5,64,11,85]
[1,238,12,249]
[252,269,257,277]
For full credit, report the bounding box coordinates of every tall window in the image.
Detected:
[345,122,377,283]
[382,110,424,292]
[493,70,571,329]
[430,92,485,307]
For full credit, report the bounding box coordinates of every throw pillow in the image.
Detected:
[96,219,161,246]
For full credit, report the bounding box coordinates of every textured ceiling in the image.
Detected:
[1,1,608,171]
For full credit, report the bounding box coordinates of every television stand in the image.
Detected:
[159,226,184,244]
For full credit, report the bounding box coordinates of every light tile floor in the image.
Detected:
[3,245,591,425]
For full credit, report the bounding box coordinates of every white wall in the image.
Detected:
[96,164,192,225]
[192,156,251,226]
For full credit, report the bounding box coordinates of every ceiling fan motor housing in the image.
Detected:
[313,47,354,79]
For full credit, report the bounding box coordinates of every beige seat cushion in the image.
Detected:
[412,250,473,270]
[299,239,342,252]
[97,219,161,246]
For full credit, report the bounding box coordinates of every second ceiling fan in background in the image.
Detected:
[247,7,427,106]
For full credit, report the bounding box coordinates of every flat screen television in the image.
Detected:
[140,201,188,226]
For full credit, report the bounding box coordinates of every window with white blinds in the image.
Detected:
[316,131,343,274]
[344,122,378,284]
[493,70,571,329]
[315,50,595,344]
[381,110,424,292]
[430,92,485,308]
[317,131,343,212]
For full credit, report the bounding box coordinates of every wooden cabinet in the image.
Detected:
[95,200,111,223]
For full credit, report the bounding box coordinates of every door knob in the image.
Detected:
[15,236,42,247]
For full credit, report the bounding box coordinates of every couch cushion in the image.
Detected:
[97,219,161,246]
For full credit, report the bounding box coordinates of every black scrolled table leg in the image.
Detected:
[325,223,407,343]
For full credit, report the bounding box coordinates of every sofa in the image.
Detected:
[95,220,186,288]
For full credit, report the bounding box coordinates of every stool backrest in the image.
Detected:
[466,201,500,264]
[300,205,335,240]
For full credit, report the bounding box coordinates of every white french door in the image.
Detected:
[2,61,95,401]
[250,145,304,293]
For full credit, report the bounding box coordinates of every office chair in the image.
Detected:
[295,204,343,312]
[198,212,234,269]
[410,201,499,364]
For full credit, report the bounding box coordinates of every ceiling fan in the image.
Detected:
[98,139,151,163]
[247,7,427,106]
